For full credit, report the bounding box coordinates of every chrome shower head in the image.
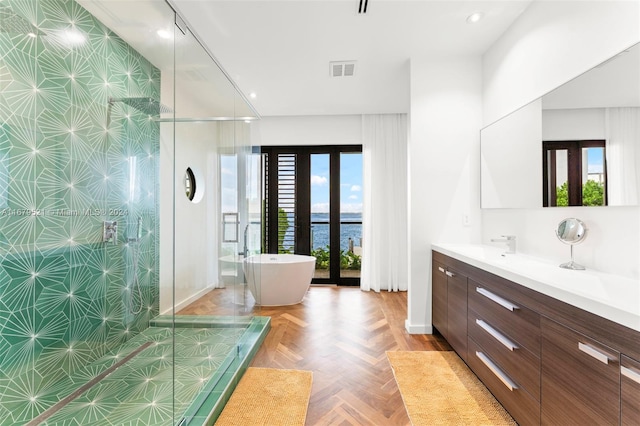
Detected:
[0,4,44,36]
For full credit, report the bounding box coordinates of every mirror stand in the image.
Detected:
[559,245,585,270]
[556,218,587,270]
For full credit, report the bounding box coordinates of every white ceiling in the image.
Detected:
[170,0,533,117]
[81,0,534,117]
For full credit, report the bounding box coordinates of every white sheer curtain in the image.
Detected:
[606,107,640,205]
[361,114,408,292]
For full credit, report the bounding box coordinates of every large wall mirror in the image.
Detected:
[481,42,640,208]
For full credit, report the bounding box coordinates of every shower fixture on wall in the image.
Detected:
[0,4,44,35]
[103,220,118,243]
[108,97,173,115]
[127,216,144,315]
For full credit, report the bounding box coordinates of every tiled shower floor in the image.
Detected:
[1,316,269,426]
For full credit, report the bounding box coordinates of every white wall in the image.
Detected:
[483,0,640,126]
[482,0,640,280]
[258,115,361,146]
[159,119,221,314]
[542,108,606,140]
[407,56,483,333]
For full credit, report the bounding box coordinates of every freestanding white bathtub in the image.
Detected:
[243,254,316,306]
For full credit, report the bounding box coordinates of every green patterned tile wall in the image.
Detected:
[0,0,160,422]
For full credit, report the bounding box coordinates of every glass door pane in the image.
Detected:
[277,154,296,253]
[582,147,606,206]
[220,153,239,286]
[546,149,568,206]
[171,15,252,424]
[554,149,569,206]
[340,153,363,279]
[246,149,262,259]
[311,154,330,278]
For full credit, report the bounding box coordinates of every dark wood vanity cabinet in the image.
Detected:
[621,355,640,425]
[432,250,640,426]
[446,268,468,360]
[431,260,448,339]
[431,257,468,360]
[541,317,620,425]
[467,281,541,425]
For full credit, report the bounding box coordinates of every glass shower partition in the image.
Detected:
[164,8,265,426]
[0,1,264,425]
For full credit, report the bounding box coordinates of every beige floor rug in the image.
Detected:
[387,351,516,425]
[214,367,313,426]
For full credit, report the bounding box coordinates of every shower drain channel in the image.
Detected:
[26,341,154,426]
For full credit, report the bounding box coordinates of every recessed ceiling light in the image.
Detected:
[466,12,484,24]
[156,29,172,39]
[249,92,257,99]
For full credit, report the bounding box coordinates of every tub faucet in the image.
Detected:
[243,224,250,258]
[491,235,516,254]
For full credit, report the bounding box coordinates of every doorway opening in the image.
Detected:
[262,145,363,285]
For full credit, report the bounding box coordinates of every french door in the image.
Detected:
[262,145,362,285]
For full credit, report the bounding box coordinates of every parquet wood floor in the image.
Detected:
[179,285,451,425]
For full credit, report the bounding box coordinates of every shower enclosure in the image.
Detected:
[0,1,265,425]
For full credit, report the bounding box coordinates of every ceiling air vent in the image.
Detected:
[330,61,357,78]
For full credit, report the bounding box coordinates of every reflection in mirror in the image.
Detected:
[542,140,606,207]
[480,100,542,208]
[555,218,587,270]
[481,42,640,208]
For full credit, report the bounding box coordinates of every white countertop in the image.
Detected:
[432,243,640,333]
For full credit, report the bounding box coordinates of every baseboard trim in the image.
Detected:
[161,285,217,315]
[404,319,433,335]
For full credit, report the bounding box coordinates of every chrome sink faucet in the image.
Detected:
[491,235,516,254]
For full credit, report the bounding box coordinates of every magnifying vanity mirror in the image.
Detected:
[481,42,640,209]
[556,218,587,270]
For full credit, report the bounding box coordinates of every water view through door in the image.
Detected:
[262,146,362,285]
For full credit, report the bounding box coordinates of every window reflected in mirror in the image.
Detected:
[543,140,607,207]
[481,42,640,209]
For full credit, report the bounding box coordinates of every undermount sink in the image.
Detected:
[433,244,539,268]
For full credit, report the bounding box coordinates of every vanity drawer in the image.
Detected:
[468,312,540,401]
[541,317,620,425]
[621,355,640,425]
[468,280,540,354]
[467,338,540,426]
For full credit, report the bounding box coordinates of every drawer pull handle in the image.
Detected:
[445,271,456,278]
[438,267,445,273]
[476,319,518,351]
[475,351,518,391]
[578,342,612,364]
[476,287,519,311]
[621,366,640,384]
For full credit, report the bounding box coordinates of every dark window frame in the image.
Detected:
[261,145,362,286]
[542,140,607,207]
